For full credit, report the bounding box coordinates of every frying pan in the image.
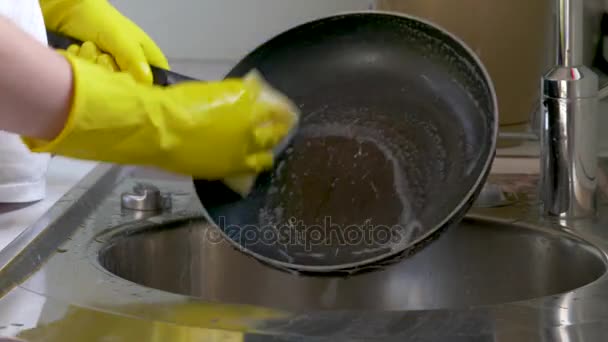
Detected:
[47,11,498,275]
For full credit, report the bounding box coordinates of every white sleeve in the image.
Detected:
[0,0,47,44]
[0,0,51,204]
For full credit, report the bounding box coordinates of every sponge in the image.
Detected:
[220,70,300,198]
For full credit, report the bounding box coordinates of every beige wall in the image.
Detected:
[377,0,554,129]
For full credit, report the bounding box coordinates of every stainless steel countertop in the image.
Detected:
[1,161,608,341]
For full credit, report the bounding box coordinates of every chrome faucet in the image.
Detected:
[540,0,600,218]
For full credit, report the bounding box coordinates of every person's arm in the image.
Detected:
[0,15,298,182]
[0,15,72,140]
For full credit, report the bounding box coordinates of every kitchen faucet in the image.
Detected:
[540,0,603,218]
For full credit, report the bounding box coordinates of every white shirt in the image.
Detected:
[0,0,50,203]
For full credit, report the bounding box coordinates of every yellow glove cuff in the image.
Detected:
[22,52,144,156]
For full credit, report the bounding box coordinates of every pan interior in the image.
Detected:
[198,13,496,270]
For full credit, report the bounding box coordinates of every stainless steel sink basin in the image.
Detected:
[98,215,607,311]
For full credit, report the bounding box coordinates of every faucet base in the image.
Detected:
[540,65,599,218]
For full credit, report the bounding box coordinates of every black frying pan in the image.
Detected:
[47,11,498,275]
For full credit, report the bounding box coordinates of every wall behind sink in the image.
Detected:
[110,0,608,153]
[109,0,374,79]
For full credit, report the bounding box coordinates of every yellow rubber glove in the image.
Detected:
[40,0,169,84]
[22,53,299,181]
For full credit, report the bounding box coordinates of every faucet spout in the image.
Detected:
[556,0,584,66]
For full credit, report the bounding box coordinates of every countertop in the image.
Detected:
[1,160,608,341]
[0,157,97,251]
[0,153,601,341]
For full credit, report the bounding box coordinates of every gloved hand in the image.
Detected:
[22,53,299,180]
[64,40,119,72]
[40,0,169,84]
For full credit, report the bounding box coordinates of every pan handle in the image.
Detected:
[45,30,197,86]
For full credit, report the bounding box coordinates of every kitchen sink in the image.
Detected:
[98,215,607,311]
[4,165,608,340]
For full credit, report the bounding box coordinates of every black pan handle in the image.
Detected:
[46,30,197,86]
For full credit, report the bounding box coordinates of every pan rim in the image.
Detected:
[203,10,499,273]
